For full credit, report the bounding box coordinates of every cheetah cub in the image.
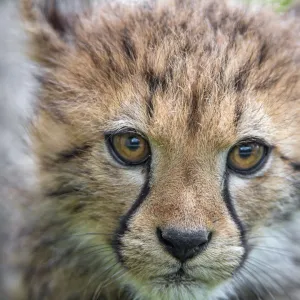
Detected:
[10,0,300,299]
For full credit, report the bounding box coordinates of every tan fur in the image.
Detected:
[9,0,300,299]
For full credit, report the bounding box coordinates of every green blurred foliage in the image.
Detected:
[245,0,294,11]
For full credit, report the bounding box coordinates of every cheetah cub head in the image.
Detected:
[22,0,300,299]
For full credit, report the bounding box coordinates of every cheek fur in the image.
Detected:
[39,143,147,242]
[229,156,296,227]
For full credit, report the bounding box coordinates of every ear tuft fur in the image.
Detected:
[20,0,93,65]
[42,0,69,35]
[21,0,79,37]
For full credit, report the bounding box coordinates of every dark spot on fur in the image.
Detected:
[187,90,200,135]
[255,60,290,90]
[182,41,192,56]
[254,77,280,90]
[280,155,300,171]
[280,155,290,161]
[45,185,82,198]
[78,41,102,69]
[145,70,167,94]
[180,21,187,30]
[43,0,70,36]
[71,202,86,213]
[101,43,122,81]
[145,70,167,118]
[147,95,154,119]
[233,64,251,92]
[183,166,195,186]
[89,215,101,222]
[258,41,269,66]
[34,73,47,85]
[203,43,212,54]
[291,162,300,171]
[234,102,243,126]
[121,28,137,61]
[56,144,91,163]
[39,102,69,124]
[236,20,248,35]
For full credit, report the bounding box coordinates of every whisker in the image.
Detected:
[247,234,285,240]
[80,248,113,258]
[71,232,114,237]
[246,258,292,300]
[240,264,266,299]
[232,271,254,300]
[76,244,112,251]
[245,261,279,299]
[102,269,126,288]
[250,246,294,257]
[83,256,116,298]
[93,262,120,300]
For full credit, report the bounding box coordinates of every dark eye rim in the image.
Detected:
[105,129,151,166]
[227,138,272,176]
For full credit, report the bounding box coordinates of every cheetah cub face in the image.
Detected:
[21,0,300,299]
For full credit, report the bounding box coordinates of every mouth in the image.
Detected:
[153,267,205,285]
[163,267,186,281]
[142,267,211,300]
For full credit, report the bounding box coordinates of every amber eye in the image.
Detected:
[227,142,269,175]
[108,132,150,165]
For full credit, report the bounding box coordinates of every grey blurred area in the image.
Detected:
[0,0,37,298]
[289,0,300,15]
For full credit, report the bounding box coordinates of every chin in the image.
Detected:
[137,282,211,300]
[124,270,221,300]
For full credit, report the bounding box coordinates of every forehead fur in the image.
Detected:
[24,0,300,150]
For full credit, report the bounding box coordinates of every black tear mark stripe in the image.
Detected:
[222,172,248,269]
[112,161,152,263]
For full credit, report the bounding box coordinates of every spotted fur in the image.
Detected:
[8,0,300,299]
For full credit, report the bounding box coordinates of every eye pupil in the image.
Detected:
[239,145,253,159]
[126,136,141,151]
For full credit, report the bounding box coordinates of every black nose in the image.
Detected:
[157,227,212,262]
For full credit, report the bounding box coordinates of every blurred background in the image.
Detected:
[246,0,294,11]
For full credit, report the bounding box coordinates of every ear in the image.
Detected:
[20,0,93,66]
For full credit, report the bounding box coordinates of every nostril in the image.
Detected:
[156,228,174,248]
[193,231,212,252]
